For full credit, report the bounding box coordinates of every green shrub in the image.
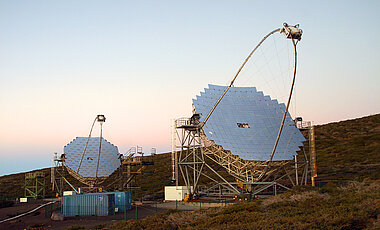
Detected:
[0,199,14,208]
[66,226,86,230]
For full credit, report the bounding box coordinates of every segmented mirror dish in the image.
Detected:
[193,84,305,161]
[64,137,120,178]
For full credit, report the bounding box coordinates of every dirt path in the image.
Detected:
[0,202,167,230]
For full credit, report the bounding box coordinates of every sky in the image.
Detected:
[0,0,379,176]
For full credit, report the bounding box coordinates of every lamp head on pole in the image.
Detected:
[280,23,302,41]
[96,115,106,123]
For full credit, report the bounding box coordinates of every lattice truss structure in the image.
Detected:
[25,172,45,199]
[174,85,310,197]
[63,137,121,186]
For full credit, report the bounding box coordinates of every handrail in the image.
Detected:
[0,201,56,223]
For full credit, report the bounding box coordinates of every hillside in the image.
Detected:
[313,114,380,182]
[0,167,87,200]
[0,114,379,200]
[108,113,380,230]
[111,180,380,229]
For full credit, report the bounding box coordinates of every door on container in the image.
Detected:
[107,194,115,215]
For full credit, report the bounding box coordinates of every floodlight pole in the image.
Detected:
[95,122,103,180]
[310,125,317,186]
[260,24,301,180]
[77,117,98,173]
[268,38,297,163]
[76,115,106,186]
[95,115,106,181]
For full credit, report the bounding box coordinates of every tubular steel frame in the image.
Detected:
[173,23,311,198]
[174,119,312,198]
[174,119,240,197]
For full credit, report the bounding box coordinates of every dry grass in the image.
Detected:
[111,180,380,230]
[261,190,329,208]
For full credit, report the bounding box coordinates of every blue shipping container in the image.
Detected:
[63,193,115,216]
[90,191,132,212]
[114,192,132,211]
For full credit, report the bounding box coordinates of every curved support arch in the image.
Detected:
[201,28,281,128]
[200,23,301,181]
